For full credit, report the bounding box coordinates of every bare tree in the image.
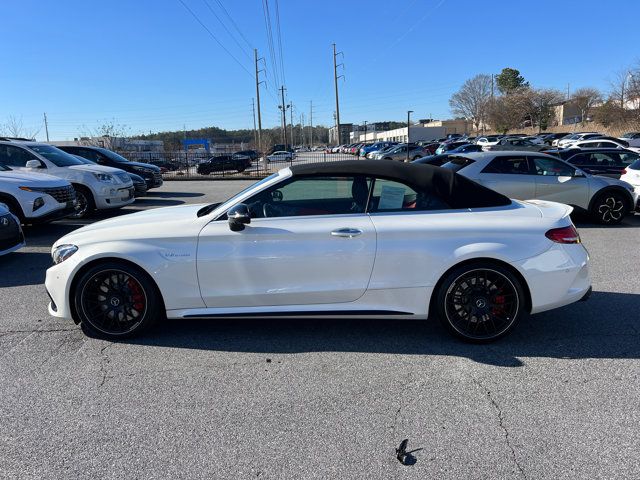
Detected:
[1,115,41,139]
[487,95,528,133]
[449,74,493,134]
[571,88,603,125]
[79,119,131,149]
[520,88,565,131]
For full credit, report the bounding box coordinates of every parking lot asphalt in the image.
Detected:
[1,180,639,479]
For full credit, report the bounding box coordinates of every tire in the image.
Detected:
[434,262,526,342]
[73,261,162,339]
[69,185,95,219]
[0,196,25,224]
[590,191,627,225]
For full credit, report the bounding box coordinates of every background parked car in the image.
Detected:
[619,132,640,147]
[373,144,427,161]
[539,132,571,145]
[546,148,640,178]
[0,140,134,218]
[0,161,76,224]
[235,150,260,161]
[487,137,550,152]
[620,158,640,207]
[444,151,637,224]
[476,135,503,148]
[58,146,163,189]
[72,155,148,196]
[0,202,24,256]
[197,154,252,174]
[265,151,295,163]
[555,132,601,148]
[570,137,630,150]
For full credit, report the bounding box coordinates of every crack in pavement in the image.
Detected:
[0,327,77,337]
[98,343,113,388]
[473,379,527,480]
[390,371,413,438]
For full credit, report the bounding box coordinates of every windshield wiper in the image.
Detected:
[197,202,221,217]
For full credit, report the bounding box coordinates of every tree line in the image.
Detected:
[449,66,640,134]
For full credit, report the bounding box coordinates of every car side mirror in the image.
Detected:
[228,203,251,231]
[574,170,586,177]
[25,159,43,169]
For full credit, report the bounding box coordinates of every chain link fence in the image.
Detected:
[117,151,357,180]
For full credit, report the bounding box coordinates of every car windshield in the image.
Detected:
[27,144,84,166]
[98,148,130,163]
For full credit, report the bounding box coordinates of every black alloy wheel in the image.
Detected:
[74,262,161,338]
[69,187,94,219]
[436,264,525,342]
[592,192,626,225]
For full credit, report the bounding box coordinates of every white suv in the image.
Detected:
[0,162,76,223]
[0,140,134,218]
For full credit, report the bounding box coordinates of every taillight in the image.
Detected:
[622,168,628,175]
[545,225,581,244]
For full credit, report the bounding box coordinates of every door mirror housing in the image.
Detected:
[25,159,43,169]
[574,170,586,177]
[227,203,251,231]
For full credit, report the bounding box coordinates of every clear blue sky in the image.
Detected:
[2,0,639,140]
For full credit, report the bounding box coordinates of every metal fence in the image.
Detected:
[117,151,358,180]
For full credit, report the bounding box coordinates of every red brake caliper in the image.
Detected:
[127,279,145,312]
[492,292,506,317]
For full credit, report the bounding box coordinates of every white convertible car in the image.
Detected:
[46,161,591,342]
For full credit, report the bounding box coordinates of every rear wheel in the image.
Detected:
[590,191,627,225]
[73,262,162,339]
[435,263,526,342]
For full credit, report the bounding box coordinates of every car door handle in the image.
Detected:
[331,228,362,238]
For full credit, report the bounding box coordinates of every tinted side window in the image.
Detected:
[531,157,575,176]
[369,178,449,212]
[246,176,370,218]
[619,152,640,165]
[0,145,37,167]
[78,148,100,162]
[482,156,530,174]
[567,154,589,166]
[588,153,621,166]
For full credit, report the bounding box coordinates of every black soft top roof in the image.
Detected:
[290,160,511,209]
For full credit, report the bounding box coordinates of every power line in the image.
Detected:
[261,0,280,91]
[213,0,254,51]
[175,0,253,78]
[273,0,286,87]
[201,0,252,61]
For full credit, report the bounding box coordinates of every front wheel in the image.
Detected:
[590,191,627,225]
[69,186,95,219]
[73,262,162,339]
[435,263,526,342]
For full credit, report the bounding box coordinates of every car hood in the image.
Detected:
[67,164,127,175]
[54,203,208,248]
[125,161,161,171]
[0,170,70,187]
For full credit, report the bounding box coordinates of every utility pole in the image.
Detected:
[289,102,294,148]
[254,49,264,156]
[566,83,570,101]
[279,86,288,146]
[333,43,344,144]
[406,111,413,163]
[309,100,314,148]
[252,98,257,148]
[363,121,367,145]
[43,113,49,142]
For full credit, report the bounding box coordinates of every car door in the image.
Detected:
[0,144,40,169]
[529,155,589,206]
[474,155,536,199]
[197,175,377,308]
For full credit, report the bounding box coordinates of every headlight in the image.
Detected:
[52,244,78,264]
[93,173,116,184]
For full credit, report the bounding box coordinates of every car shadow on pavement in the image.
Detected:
[573,213,640,229]
[0,251,52,287]
[144,191,205,198]
[123,291,640,367]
